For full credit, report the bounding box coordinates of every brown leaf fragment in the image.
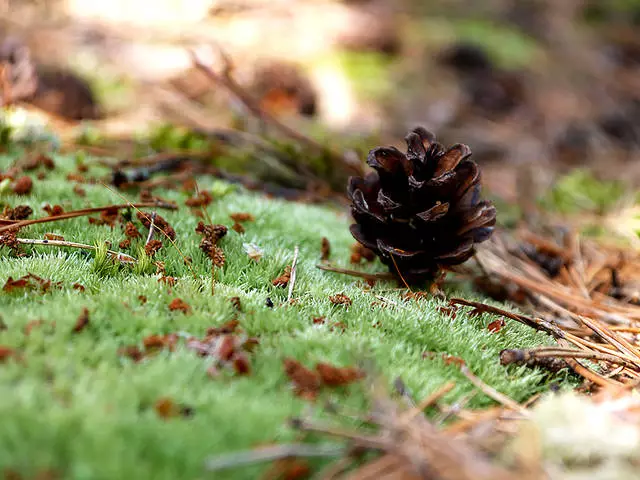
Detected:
[0,231,19,250]
[154,397,180,419]
[230,296,242,311]
[24,154,55,170]
[312,316,326,325]
[487,319,505,333]
[229,212,254,223]
[316,363,364,387]
[231,222,245,234]
[12,176,33,195]
[118,345,144,362]
[350,242,375,264]
[72,184,86,197]
[44,233,64,241]
[158,276,177,287]
[264,458,311,480]
[0,346,15,362]
[72,308,90,333]
[272,266,292,287]
[2,205,32,220]
[232,352,251,375]
[217,335,236,361]
[329,293,352,307]
[320,237,331,261]
[143,333,178,352]
[124,221,141,239]
[72,283,85,292]
[3,274,60,294]
[145,239,163,257]
[43,204,64,216]
[89,207,118,227]
[119,239,131,249]
[24,320,44,336]
[185,191,213,207]
[138,295,147,304]
[137,212,176,240]
[168,298,191,314]
[207,319,240,336]
[283,358,321,400]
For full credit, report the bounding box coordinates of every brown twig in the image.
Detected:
[0,202,176,233]
[316,264,395,282]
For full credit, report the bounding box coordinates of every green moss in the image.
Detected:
[539,169,627,215]
[0,150,565,479]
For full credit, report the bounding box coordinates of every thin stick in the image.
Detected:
[460,364,527,415]
[287,246,299,303]
[316,264,394,281]
[16,238,136,264]
[145,212,157,245]
[204,443,344,471]
[189,49,361,176]
[0,202,176,233]
[399,382,456,422]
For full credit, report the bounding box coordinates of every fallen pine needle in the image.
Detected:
[204,443,344,471]
[287,245,299,303]
[460,364,528,415]
[16,238,136,263]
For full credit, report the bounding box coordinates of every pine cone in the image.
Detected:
[348,127,496,284]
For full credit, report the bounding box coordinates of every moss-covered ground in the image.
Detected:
[0,150,565,479]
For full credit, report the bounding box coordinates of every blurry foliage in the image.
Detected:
[539,170,627,215]
[444,18,542,69]
[319,50,395,101]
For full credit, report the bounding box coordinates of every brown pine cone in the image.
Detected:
[348,127,496,284]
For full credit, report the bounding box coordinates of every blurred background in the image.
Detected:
[2,0,640,204]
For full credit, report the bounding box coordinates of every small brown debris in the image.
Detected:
[329,293,352,307]
[437,305,458,319]
[119,239,131,250]
[24,154,55,170]
[312,316,326,325]
[0,346,15,362]
[144,239,163,257]
[320,237,331,261]
[2,205,32,220]
[217,335,236,361]
[264,459,311,480]
[154,397,179,419]
[124,222,141,239]
[138,295,147,304]
[118,345,144,362]
[272,266,292,287]
[316,363,364,386]
[168,298,191,314]
[72,184,86,197]
[12,176,33,195]
[229,212,255,223]
[350,243,375,264]
[43,204,64,216]
[283,358,321,400]
[231,222,245,234]
[232,353,251,375]
[195,222,227,258]
[158,276,177,287]
[72,308,90,333]
[3,273,61,294]
[330,321,348,333]
[72,283,85,292]
[44,233,64,241]
[24,320,46,336]
[89,207,118,227]
[487,319,505,333]
[185,191,213,207]
[67,173,85,182]
[137,212,176,240]
[207,319,240,336]
[0,231,20,250]
[230,296,242,311]
[143,333,178,352]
